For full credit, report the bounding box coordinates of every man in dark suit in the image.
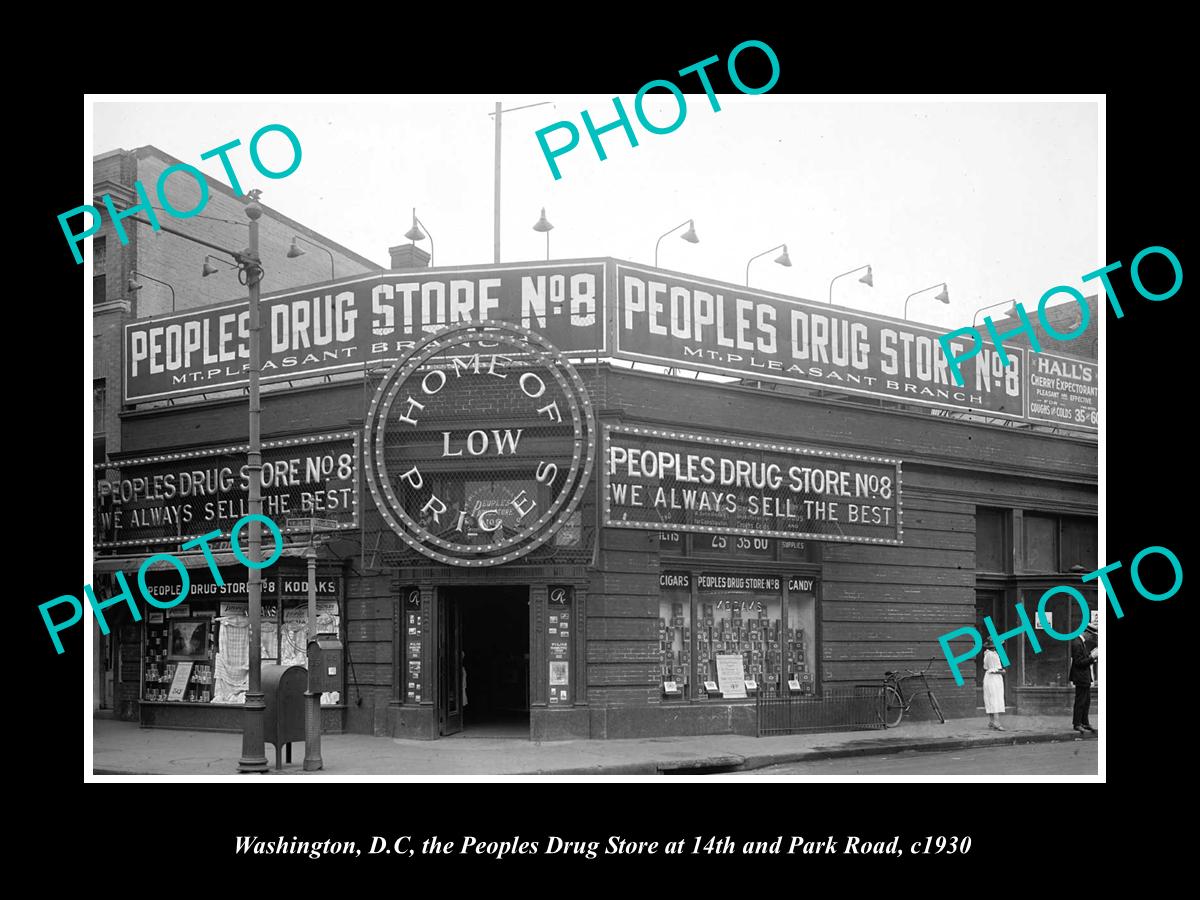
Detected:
[1070,621,1098,734]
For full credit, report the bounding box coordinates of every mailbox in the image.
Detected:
[307,637,343,692]
[262,663,306,769]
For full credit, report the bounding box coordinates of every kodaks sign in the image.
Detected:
[123,262,606,403]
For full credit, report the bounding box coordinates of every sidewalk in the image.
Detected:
[92,713,1098,776]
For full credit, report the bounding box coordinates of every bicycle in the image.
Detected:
[876,656,945,727]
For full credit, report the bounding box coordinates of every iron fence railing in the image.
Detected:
[756,685,884,736]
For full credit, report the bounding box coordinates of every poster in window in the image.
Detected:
[168,619,210,660]
[549,661,569,686]
[166,661,194,701]
[715,653,747,698]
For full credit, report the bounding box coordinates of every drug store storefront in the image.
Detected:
[101,258,1098,739]
[93,432,355,731]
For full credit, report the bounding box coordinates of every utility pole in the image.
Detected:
[237,191,269,773]
[493,101,502,264]
[490,100,552,265]
[302,541,322,770]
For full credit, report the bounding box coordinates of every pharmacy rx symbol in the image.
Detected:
[364,320,596,566]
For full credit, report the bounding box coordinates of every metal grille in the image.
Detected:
[756,685,884,736]
[359,359,599,571]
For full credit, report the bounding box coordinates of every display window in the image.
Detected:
[786,581,817,693]
[1020,585,1096,687]
[656,570,818,700]
[141,568,343,706]
[658,573,692,699]
[699,588,781,697]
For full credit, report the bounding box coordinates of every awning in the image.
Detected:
[91,546,315,574]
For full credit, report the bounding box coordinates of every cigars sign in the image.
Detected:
[364,320,596,566]
[603,425,902,545]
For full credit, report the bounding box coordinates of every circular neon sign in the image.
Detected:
[364,320,596,566]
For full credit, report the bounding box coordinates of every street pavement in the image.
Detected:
[92,712,1099,776]
[737,740,1097,775]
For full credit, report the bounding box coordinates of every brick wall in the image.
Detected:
[344,571,396,736]
[116,362,1096,736]
[93,306,125,455]
[988,293,1098,360]
[129,151,381,319]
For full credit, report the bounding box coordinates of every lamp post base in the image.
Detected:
[303,691,323,771]
[238,691,270,772]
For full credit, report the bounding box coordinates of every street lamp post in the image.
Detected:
[237,193,269,774]
[404,210,434,267]
[904,282,950,320]
[533,208,554,260]
[127,207,269,773]
[489,100,553,263]
[302,541,322,771]
[745,244,792,286]
[828,264,873,304]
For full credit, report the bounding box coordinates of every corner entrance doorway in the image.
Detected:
[438,586,530,738]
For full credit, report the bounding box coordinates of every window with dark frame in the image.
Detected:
[657,534,819,700]
[92,236,106,304]
[93,380,106,435]
[978,509,1099,689]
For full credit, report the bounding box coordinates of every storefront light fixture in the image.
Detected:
[904,282,950,320]
[286,234,336,280]
[828,264,873,304]
[654,219,700,268]
[971,299,1016,327]
[403,209,434,266]
[532,207,554,260]
[201,255,237,278]
[745,244,791,286]
[128,270,177,314]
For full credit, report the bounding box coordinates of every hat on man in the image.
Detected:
[1085,622,1098,634]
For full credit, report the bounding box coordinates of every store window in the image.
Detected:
[1023,514,1058,573]
[93,380,106,436]
[1020,585,1096,687]
[659,572,691,699]
[654,572,822,699]
[547,586,573,706]
[93,237,106,304]
[1060,516,1098,571]
[786,579,817,693]
[696,574,783,698]
[143,569,342,706]
[975,507,1007,573]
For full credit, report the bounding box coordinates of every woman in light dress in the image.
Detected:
[982,636,1006,730]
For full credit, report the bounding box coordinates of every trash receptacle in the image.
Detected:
[262,663,306,770]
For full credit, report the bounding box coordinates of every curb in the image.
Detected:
[528,730,1093,776]
[92,730,1096,777]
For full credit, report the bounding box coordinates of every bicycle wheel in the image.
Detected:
[928,691,945,724]
[877,686,904,728]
